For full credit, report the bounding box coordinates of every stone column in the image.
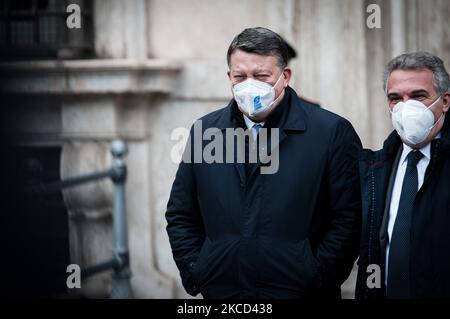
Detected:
[94,0,148,59]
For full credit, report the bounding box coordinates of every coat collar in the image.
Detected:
[437,116,450,152]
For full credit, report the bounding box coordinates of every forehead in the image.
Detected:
[229,49,279,72]
[387,69,436,94]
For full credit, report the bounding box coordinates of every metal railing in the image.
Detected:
[27,139,133,299]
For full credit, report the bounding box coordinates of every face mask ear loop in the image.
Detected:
[269,88,284,108]
[390,101,403,114]
[423,95,443,132]
[425,95,442,111]
[427,111,445,131]
[269,72,286,108]
[388,104,394,115]
[273,70,285,89]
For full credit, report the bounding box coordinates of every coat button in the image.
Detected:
[189,261,195,268]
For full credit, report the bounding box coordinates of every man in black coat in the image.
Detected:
[356,52,450,299]
[166,27,361,299]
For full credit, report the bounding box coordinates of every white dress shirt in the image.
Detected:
[243,115,265,141]
[385,133,441,285]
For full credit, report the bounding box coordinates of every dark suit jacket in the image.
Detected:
[356,119,450,299]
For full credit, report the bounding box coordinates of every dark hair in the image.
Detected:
[383,51,450,95]
[226,27,289,69]
[283,40,297,62]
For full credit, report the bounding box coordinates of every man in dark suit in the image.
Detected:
[166,27,361,299]
[356,52,450,299]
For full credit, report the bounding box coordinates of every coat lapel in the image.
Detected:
[379,146,402,251]
[249,128,287,178]
[233,134,247,186]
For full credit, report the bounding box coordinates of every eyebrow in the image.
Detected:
[230,69,273,77]
[387,89,430,99]
[254,69,272,74]
[409,89,430,96]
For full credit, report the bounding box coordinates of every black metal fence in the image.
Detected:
[26,139,133,299]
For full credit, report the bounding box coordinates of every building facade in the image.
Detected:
[1,0,449,298]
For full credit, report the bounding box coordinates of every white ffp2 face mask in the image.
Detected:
[391,96,443,145]
[232,73,284,118]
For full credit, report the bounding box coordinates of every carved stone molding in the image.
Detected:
[0,59,182,95]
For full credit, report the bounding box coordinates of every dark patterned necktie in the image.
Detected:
[253,124,262,136]
[387,150,423,299]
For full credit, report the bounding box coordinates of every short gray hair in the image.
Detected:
[227,27,289,70]
[383,51,450,95]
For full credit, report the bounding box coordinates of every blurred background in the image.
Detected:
[0,0,449,298]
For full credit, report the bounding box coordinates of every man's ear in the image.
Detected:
[282,67,292,87]
[227,70,231,81]
[443,92,450,113]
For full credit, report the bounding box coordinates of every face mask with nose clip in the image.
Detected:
[232,72,284,118]
[390,95,444,145]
